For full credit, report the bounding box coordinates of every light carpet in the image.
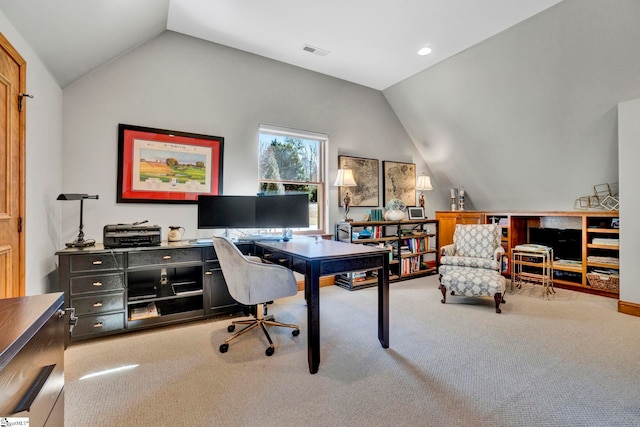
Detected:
[64,276,640,426]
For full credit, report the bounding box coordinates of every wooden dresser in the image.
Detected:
[0,292,65,426]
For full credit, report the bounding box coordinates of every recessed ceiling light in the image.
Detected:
[418,47,432,56]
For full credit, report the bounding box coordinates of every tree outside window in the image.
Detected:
[258,126,326,232]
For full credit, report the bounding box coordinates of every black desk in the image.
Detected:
[255,238,390,374]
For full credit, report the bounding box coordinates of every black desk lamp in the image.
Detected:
[57,193,99,247]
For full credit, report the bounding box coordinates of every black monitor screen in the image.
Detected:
[197,195,256,228]
[255,194,309,228]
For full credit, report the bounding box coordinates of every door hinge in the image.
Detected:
[18,217,23,232]
[18,93,33,112]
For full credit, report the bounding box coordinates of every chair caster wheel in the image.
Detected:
[265,346,275,356]
[227,324,235,333]
[220,343,229,353]
[292,329,300,337]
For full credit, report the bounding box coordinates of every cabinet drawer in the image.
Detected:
[70,272,124,295]
[128,248,202,267]
[71,292,125,316]
[71,312,125,338]
[203,246,216,262]
[70,252,124,273]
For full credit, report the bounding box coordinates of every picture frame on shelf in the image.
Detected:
[337,155,379,207]
[407,206,425,220]
[383,160,416,208]
[117,124,224,203]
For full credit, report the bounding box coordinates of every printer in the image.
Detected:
[103,222,161,248]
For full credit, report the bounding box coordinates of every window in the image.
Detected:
[258,124,327,233]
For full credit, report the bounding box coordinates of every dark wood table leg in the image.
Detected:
[378,254,389,348]
[307,260,321,374]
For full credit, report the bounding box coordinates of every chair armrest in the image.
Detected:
[440,244,456,257]
[494,246,505,270]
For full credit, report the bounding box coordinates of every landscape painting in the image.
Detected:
[118,124,224,203]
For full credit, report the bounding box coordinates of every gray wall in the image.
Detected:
[384,0,640,211]
[0,11,64,295]
[61,31,425,243]
[619,97,640,305]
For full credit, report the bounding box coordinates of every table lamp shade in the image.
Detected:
[333,169,357,187]
[416,175,433,191]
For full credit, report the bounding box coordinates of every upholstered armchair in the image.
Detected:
[439,223,504,275]
[438,224,507,313]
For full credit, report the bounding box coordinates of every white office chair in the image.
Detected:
[212,236,300,356]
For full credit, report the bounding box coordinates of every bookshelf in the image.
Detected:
[334,219,439,290]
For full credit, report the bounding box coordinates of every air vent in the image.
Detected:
[302,44,329,56]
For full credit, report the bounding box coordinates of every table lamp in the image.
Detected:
[416,174,433,211]
[57,193,99,247]
[333,168,357,222]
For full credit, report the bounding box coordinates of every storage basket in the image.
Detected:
[586,272,619,291]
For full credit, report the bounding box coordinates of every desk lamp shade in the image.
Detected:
[415,174,433,210]
[333,169,357,221]
[57,193,99,248]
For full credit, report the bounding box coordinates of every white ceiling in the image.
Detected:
[0,0,562,90]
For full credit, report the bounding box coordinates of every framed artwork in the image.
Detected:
[337,155,379,207]
[407,206,425,220]
[117,124,224,203]
[383,160,416,207]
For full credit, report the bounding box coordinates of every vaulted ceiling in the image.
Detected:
[0,0,561,89]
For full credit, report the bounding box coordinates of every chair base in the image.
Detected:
[219,303,300,356]
[439,268,507,314]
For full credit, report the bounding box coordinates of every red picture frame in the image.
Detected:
[117,124,223,203]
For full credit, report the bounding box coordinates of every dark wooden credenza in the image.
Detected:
[56,241,242,344]
[0,292,65,426]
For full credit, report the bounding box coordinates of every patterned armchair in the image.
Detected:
[438,223,507,313]
[439,223,504,275]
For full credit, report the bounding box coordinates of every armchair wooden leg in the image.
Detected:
[439,283,447,304]
[494,293,503,314]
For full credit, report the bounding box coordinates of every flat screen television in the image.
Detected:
[255,194,309,228]
[528,227,582,260]
[197,195,256,229]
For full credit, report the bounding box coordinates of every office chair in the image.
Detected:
[212,236,300,356]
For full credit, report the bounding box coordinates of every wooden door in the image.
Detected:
[0,33,26,298]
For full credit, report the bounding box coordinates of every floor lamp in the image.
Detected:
[416,174,433,213]
[333,169,357,222]
[58,193,99,247]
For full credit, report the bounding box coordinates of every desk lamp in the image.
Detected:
[57,193,99,247]
[416,174,433,211]
[333,168,357,222]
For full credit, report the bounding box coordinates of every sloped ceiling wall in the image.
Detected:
[384,0,640,211]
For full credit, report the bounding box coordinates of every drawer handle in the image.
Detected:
[93,302,103,307]
[163,255,171,260]
[204,271,212,275]
[92,260,103,265]
[13,364,56,413]
[92,281,103,287]
[94,322,103,328]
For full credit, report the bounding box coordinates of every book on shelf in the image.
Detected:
[591,238,619,246]
[130,302,160,320]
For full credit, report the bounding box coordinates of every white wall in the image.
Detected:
[61,31,425,243]
[384,0,640,211]
[618,98,640,305]
[0,12,64,295]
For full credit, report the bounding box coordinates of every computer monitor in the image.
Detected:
[197,195,256,229]
[255,194,310,228]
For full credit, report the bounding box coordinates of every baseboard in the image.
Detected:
[297,276,335,291]
[618,300,640,317]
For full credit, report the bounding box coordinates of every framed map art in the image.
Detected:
[337,155,379,207]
